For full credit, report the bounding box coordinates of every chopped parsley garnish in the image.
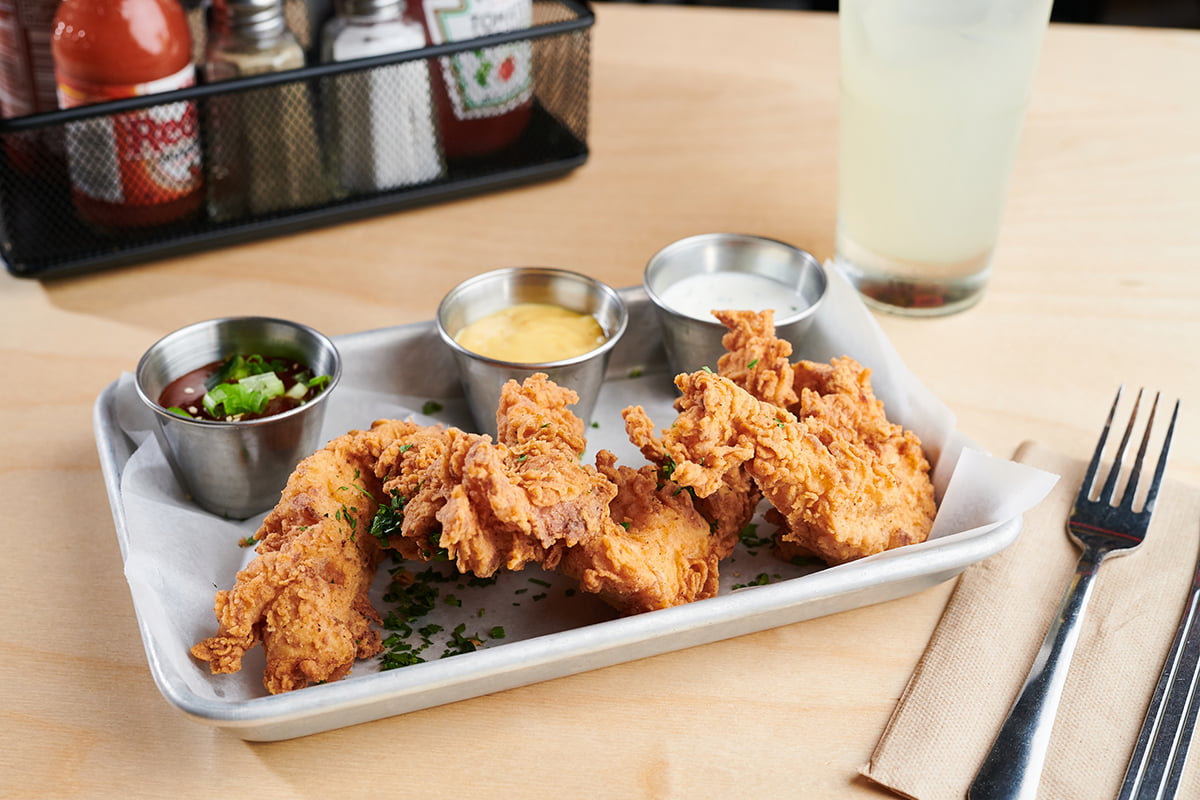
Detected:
[738,523,773,555]
[379,645,425,669]
[442,624,482,657]
[747,359,759,368]
[731,573,773,591]
[659,457,677,481]
[369,491,408,545]
[421,400,444,415]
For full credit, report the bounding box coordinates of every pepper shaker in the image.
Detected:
[205,0,328,220]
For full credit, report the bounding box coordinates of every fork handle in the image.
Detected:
[969,549,1103,800]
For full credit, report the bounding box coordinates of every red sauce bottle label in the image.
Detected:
[56,64,202,207]
[423,0,532,121]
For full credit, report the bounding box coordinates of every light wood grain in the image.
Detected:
[2,5,1198,798]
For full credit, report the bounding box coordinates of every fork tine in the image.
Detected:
[1099,387,1144,505]
[1141,398,1180,515]
[1081,386,1124,503]
[1120,391,1160,509]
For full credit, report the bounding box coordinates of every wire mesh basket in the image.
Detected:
[0,0,592,278]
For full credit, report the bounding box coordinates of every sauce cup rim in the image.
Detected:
[643,232,827,327]
[436,266,629,368]
[133,315,343,428]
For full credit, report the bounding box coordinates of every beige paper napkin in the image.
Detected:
[862,441,1200,800]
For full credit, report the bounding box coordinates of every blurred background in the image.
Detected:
[595,0,1200,29]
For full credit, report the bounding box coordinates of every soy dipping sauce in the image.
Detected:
[157,354,327,422]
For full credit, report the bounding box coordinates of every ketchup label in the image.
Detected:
[424,0,533,120]
[57,64,202,206]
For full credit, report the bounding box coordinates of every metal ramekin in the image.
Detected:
[134,316,341,519]
[436,267,628,438]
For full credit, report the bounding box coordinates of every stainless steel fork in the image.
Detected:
[969,387,1180,800]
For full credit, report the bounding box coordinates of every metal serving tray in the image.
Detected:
[94,287,1022,741]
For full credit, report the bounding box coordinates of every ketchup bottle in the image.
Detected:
[418,0,533,160]
[51,0,203,230]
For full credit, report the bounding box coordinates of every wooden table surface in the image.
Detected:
[3,4,1198,798]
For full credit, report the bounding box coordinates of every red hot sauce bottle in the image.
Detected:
[418,0,533,161]
[51,0,203,230]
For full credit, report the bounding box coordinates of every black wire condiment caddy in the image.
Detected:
[0,0,592,278]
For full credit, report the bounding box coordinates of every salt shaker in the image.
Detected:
[205,0,328,220]
[320,0,444,195]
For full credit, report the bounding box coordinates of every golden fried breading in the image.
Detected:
[696,463,761,560]
[372,423,456,560]
[438,433,616,575]
[623,393,759,560]
[191,419,418,693]
[713,312,938,563]
[374,374,616,577]
[375,426,484,561]
[495,371,587,457]
[714,309,799,410]
[623,373,783,499]
[625,370,935,565]
[557,451,721,614]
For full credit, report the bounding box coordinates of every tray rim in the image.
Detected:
[94,294,1023,740]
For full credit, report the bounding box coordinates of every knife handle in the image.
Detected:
[1119,550,1200,800]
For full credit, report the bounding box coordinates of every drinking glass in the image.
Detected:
[836,0,1054,316]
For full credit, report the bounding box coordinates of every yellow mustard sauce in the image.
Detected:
[454,303,606,363]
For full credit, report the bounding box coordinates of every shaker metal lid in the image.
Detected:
[335,0,405,19]
[212,0,288,37]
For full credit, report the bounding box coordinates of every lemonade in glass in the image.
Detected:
[836,0,1054,315]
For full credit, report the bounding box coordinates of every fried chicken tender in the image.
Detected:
[623,405,758,560]
[373,423,463,561]
[557,450,723,614]
[713,309,799,410]
[374,375,733,614]
[374,374,616,577]
[713,310,937,561]
[624,368,936,566]
[191,419,418,694]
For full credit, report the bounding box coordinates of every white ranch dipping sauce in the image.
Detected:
[658,272,807,322]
